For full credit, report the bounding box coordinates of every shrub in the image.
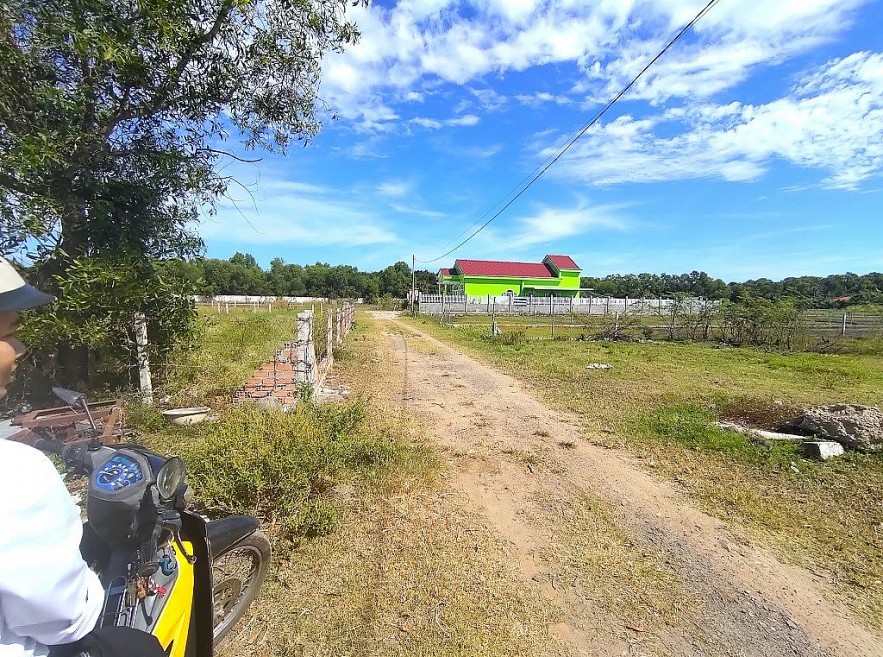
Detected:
[495,329,527,346]
[165,399,401,539]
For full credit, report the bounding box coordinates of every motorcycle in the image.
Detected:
[41,387,270,657]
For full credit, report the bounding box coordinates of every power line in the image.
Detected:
[418,0,720,265]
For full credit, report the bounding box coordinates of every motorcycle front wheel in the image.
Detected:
[211,530,271,644]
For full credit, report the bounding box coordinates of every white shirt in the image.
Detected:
[0,440,103,657]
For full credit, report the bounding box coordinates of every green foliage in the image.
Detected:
[1,0,364,387]
[581,271,883,309]
[171,254,435,300]
[125,401,167,432]
[633,403,789,461]
[158,307,303,408]
[714,297,801,348]
[161,399,402,539]
[581,271,728,299]
[9,257,196,402]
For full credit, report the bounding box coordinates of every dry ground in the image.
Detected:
[374,312,883,657]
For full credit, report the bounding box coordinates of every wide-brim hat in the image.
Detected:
[0,257,54,311]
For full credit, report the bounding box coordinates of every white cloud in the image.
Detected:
[377,179,412,198]
[415,199,628,264]
[450,114,480,126]
[389,203,447,218]
[411,117,441,129]
[515,91,572,107]
[469,87,507,111]
[508,200,631,248]
[201,180,398,247]
[320,0,871,128]
[548,52,883,190]
[410,113,481,129]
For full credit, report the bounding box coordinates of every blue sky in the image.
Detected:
[199,0,883,282]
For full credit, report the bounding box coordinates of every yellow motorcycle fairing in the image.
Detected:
[151,541,195,657]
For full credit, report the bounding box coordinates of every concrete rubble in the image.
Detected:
[800,441,845,460]
[786,404,883,453]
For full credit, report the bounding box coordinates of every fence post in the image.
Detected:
[606,297,611,314]
[295,310,316,385]
[549,295,553,316]
[624,296,629,315]
[487,294,491,314]
[134,312,153,405]
[326,311,333,361]
[336,308,342,345]
[842,313,847,336]
[464,295,468,315]
[509,294,513,315]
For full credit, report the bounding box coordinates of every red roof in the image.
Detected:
[544,254,580,270]
[439,267,454,276]
[454,259,555,278]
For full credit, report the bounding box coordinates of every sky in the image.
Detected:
[199,0,883,282]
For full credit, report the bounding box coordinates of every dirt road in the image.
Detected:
[376,314,883,657]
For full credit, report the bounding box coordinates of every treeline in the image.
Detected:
[159,254,882,308]
[581,271,883,308]
[158,253,438,301]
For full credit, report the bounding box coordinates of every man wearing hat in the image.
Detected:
[0,256,105,657]
[0,258,166,657]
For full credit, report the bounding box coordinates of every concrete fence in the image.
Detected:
[235,303,355,407]
[417,294,716,317]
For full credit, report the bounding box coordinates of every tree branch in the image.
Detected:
[115,0,235,125]
[198,147,262,163]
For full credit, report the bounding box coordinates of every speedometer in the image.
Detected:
[94,454,144,492]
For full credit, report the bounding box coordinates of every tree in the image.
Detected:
[379,262,411,298]
[0,0,362,387]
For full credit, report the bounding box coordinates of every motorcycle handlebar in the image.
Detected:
[60,440,101,476]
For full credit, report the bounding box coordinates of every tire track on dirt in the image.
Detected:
[378,316,883,657]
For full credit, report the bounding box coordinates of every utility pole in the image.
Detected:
[411,254,417,317]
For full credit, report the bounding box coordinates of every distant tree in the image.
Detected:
[415,270,439,294]
[379,262,412,298]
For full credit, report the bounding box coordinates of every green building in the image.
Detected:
[438,255,582,297]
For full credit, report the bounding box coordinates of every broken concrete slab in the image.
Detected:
[716,421,805,442]
[800,441,844,460]
[787,404,883,452]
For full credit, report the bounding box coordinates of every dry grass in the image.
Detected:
[545,493,694,633]
[217,312,564,657]
[221,485,561,657]
[405,315,883,627]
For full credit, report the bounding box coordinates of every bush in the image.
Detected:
[163,398,401,539]
[495,329,527,346]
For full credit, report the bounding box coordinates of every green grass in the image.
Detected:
[141,397,432,539]
[156,307,305,408]
[141,311,562,657]
[403,315,883,626]
[136,307,435,541]
[133,310,565,657]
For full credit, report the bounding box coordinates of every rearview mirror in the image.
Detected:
[52,386,87,410]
